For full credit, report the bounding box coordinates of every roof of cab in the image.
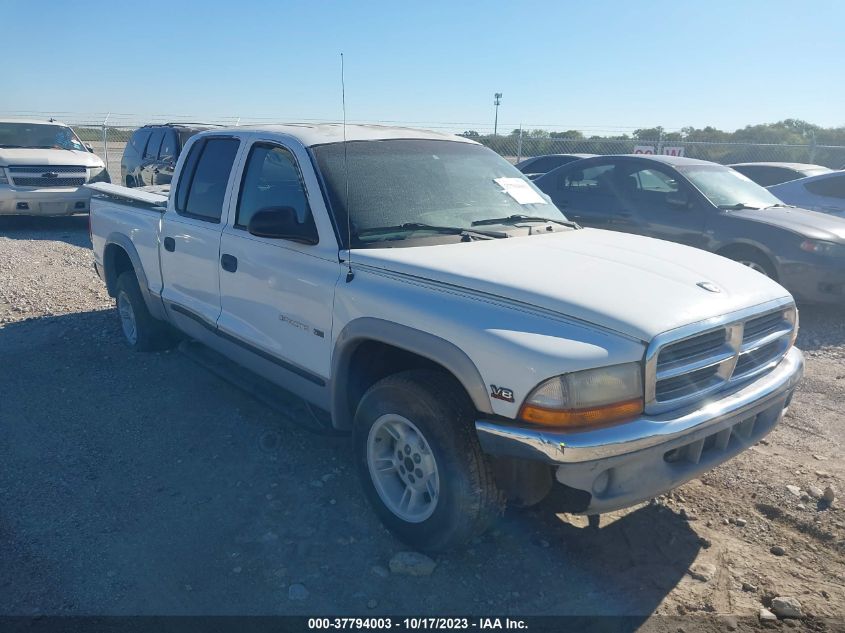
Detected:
[728,162,831,170]
[604,154,717,166]
[208,123,478,147]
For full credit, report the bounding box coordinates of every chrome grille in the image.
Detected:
[8,165,88,188]
[646,301,796,414]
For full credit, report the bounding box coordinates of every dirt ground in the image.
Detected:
[1,215,843,630]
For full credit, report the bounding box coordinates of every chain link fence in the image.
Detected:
[476,134,845,169]
[4,113,844,179]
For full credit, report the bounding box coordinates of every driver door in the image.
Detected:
[217,140,340,386]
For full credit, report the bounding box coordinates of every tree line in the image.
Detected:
[460,120,845,167]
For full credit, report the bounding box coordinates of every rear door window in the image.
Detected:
[144,130,164,159]
[130,129,151,155]
[159,130,177,162]
[560,163,615,192]
[174,137,241,222]
[522,156,571,174]
[804,174,845,199]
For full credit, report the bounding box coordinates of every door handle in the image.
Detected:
[163,236,175,252]
[220,253,238,273]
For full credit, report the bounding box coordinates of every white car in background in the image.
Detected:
[0,118,110,216]
[768,170,845,216]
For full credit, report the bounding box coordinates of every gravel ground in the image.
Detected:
[1,215,843,629]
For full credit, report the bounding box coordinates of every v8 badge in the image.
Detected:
[490,384,515,403]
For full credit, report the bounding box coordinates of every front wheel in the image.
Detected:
[354,370,504,552]
[723,247,777,279]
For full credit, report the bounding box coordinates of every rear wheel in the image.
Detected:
[354,370,504,552]
[115,271,174,352]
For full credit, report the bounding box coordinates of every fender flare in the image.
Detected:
[103,233,167,321]
[715,239,780,271]
[331,317,494,429]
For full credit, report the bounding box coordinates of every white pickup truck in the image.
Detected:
[89,124,804,551]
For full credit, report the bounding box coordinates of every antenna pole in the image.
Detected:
[341,53,354,283]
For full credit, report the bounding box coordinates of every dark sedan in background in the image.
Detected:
[534,154,845,304]
[120,123,217,187]
[514,153,596,179]
[728,162,832,187]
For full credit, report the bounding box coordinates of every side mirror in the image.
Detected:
[85,143,94,153]
[666,191,690,209]
[247,206,319,244]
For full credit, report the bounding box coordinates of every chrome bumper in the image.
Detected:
[476,347,803,465]
[476,347,803,514]
[477,347,803,514]
[0,185,91,215]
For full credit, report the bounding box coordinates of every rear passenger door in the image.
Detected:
[153,129,178,185]
[537,161,618,228]
[160,136,242,339]
[217,140,341,387]
[140,129,164,186]
[123,128,151,187]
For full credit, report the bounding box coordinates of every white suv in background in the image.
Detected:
[0,118,110,216]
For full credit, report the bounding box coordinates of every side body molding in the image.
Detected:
[103,232,167,321]
[331,317,494,429]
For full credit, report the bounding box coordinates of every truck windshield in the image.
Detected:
[0,122,87,151]
[312,139,568,247]
[678,164,782,210]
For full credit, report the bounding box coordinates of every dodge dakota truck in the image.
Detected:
[88,124,804,551]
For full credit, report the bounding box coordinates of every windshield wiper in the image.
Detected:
[356,222,506,240]
[0,144,24,148]
[718,203,761,210]
[471,214,580,229]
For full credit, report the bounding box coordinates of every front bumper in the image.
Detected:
[476,346,804,514]
[0,185,92,216]
[779,258,845,305]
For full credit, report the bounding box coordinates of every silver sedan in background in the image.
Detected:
[768,170,845,216]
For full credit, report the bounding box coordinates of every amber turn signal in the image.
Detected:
[519,398,644,430]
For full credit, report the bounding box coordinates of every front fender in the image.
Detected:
[331,317,494,429]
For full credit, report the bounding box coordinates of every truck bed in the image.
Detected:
[87,183,167,297]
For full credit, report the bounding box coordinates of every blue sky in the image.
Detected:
[5,0,844,133]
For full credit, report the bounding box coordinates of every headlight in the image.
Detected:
[519,362,644,429]
[800,240,845,257]
[87,166,111,184]
[0,167,8,185]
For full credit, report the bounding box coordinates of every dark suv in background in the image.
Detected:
[121,123,217,187]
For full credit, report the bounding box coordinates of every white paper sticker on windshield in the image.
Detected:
[494,177,547,205]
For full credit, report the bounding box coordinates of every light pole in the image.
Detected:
[493,93,502,136]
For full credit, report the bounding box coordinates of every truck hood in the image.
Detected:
[730,206,845,241]
[0,148,104,168]
[352,229,792,342]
